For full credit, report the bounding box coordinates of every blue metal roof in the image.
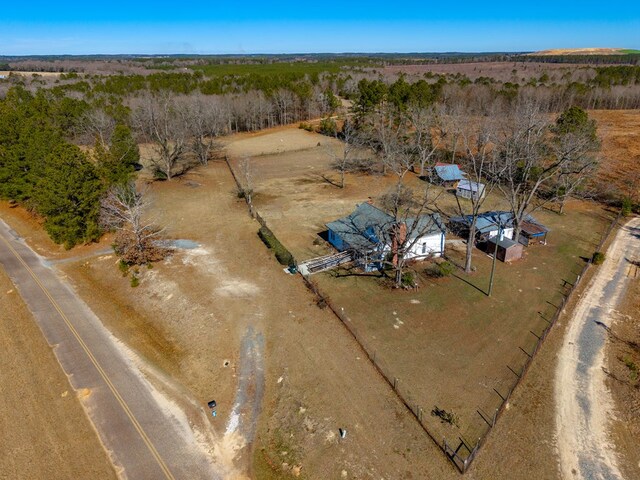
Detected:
[450,211,546,235]
[450,211,514,234]
[434,164,464,182]
[327,203,445,251]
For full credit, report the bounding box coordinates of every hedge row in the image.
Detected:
[257,226,295,266]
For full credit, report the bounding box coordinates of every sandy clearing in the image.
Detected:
[555,217,640,480]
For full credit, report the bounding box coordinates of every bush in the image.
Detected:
[130,274,140,288]
[401,271,416,287]
[298,122,314,132]
[592,251,606,265]
[621,197,633,217]
[118,259,129,276]
[319,117,337,136]
[257,226,295,266]
[426,261,455,278]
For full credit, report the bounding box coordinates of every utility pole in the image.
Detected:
[487,224,502,297]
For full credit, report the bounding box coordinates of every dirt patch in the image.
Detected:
[223,124,338,158]
[606,239,640,479]
[0,269,116,480]
[41,160,459,479]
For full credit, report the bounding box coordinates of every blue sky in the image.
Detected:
[1,1,639,55]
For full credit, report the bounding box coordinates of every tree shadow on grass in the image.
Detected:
[451,273,487,296]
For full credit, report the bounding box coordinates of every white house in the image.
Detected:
[326,203,446,271]
[456,180,486,201]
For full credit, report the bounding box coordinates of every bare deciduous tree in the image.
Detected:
[77,108,115,147]
[185,94,225,165]
[237,157,254,205]
[100,182,169,264]
[406,104,443,177]
[453,116,500,272]
[492,100,553,242]
[132,94,190,180]
[325,120,369,188]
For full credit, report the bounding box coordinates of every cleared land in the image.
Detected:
[590,110,640,197]
[0,269,116,480]
[0,129,461,478]
[242,128,614,455]
[0,118,634,479]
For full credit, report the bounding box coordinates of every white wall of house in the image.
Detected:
[405,233,444,259]
[456,183,485,201]
[486,227,514,240]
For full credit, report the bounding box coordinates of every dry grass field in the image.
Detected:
[0,116,635,479]
[591,110,640,198]
[236,126,615,457]
[0,269,116,480]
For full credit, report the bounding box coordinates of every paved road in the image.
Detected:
[0,220,220,480]
[556,217,640,480]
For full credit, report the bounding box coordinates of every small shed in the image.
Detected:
[449,211,514,242]
[487,236,523,263]
[456,180,485,201]
[519,220,549,246]
[433,163,465,188]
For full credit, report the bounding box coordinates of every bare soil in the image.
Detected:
[0,122,634,479]
[0,269,116,480]
[35,129,462,479]
[606,242,640,479]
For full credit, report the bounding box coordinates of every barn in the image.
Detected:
[433,163,465,188]
[326,203,446,271]
[456,180,486,201]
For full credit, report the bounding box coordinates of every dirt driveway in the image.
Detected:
[556,217,640,480]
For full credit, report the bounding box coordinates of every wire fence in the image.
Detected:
[224,156,623,473]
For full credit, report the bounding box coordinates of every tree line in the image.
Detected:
[0,87,139,248]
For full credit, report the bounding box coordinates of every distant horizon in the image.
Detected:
[3,48,640,59]
[2,1,638,56]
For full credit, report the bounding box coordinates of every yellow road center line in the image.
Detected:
[0,234,176,480]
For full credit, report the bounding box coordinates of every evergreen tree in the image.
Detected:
[96,124,140,185]
[34,144,103,248]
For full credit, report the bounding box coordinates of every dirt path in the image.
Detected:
[555,217,640,480]
[223,326,265,471]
